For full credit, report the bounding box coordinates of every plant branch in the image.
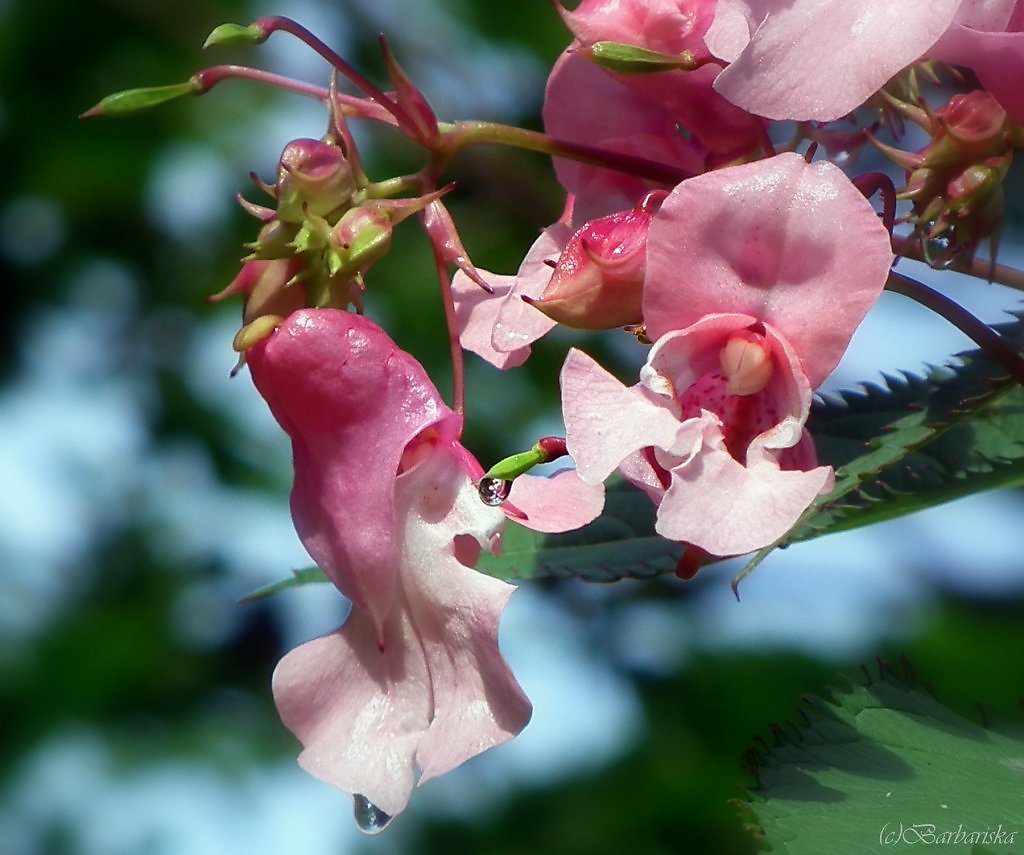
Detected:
[431,244,466,414]
[887,271,1024,386]
[252,17,413,127]
[893,235,1024,292]
[441,121,694,186]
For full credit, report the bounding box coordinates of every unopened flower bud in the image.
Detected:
[328,206,393,277]
[719,331,773,396]
[928,92,1009,166]
[276,139,356,224]
[246,217,299,260]
[210,258,307,325]
[878,89,1017,264]
[525,206,653,330]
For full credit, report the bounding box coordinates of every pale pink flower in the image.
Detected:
[246,308,599,819]
[708,0,1024,123]
[561,153,894,557]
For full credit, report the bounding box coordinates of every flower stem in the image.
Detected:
[893,235,1024,292]
[440,121,694,186]
[886,271,1024,386]
[431,244,465,414]
[252,17,412,127]
[192,65,329,101]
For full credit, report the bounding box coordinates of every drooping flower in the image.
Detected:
[245,308,601,821]
[561,153,894,558]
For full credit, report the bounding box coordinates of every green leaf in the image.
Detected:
[80,81,202,117]
[239,566,328,604]
[742,662,1024,855]
[738,313,1024,580]
[476,479,683,582]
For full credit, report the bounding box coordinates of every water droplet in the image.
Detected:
[353,794,393,834]
[477,477,512,506]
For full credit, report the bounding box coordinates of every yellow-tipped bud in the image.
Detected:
[233,314,284,352]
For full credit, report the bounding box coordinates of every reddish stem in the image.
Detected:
[253,17,415,129]
[892,235,1024,292]
[431,244,466,414]
[445,121,694,186]
[887,271,1024,386]
[192,65,329,100]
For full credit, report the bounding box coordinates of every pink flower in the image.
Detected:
[707,0,1024,123]
[561,153,894,557]
[545,1,769,218]
[245,308,599,820]
[247,310,517,818]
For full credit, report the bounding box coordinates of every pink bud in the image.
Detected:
[210,258,307,325]
[526,206,653,330]
[328,206,393,276]
[276,139,356,224]
[939,91,1008,150]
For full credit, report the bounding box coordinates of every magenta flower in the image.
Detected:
[246,309,533,819]
[561,153,894,557]
[708,0,1024,123]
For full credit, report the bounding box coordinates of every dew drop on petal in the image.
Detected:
[353,794,393,834]
[477,477,512,506]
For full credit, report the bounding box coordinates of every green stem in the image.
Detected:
[439,120,694,186]
[887,271,1024,387]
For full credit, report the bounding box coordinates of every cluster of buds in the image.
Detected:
[212,134,444,352]
[877,89,1023,265]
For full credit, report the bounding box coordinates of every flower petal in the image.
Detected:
[452,269,530,369]
[707,0,961,121]
[561,347,692,484]
[644,153,892,385]
[450,225,564,369]
[656,431,833,555]
[272,441,530,818]
[398,443,531,785]
[506,469,606,533]
[931,27,1024,126]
